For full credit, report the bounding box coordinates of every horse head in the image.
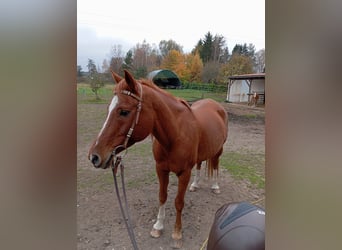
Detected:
[88,70,153,169]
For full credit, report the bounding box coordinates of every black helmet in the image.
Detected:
[207,202,265,250]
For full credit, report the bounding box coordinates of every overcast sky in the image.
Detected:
[77,0,265,71]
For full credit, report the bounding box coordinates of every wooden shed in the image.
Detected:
[226,73,265,105]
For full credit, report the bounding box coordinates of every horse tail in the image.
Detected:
[206,158,216,178]
[206,148,222,178]
[217,108,228,141]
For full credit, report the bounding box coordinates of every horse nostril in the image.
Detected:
[90,154,101,167]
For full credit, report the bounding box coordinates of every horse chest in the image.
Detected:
[153,141,197,169]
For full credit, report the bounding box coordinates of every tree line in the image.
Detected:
[78,31,265,88]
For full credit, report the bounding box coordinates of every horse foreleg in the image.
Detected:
[189,162,201,192]
[172,169,191,248]
[151,168,169,238]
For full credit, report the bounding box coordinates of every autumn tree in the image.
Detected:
[87,58,104,100]
[132,42,148,78]
[131,40,160,78]
[161,49,188,80]
[212,34,228,63]
[102,59,109,73]
[255,49,265,73]
[231,43,258,72]
[220,47,230,64]
[159,39,183,58]
[201,61,221,83]
[109,44,124,74]
[218,54,254,83]
[87,59,96,74]
[185,52,203,82]
[100,59,111,82]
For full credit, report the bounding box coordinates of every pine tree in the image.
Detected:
[200,32,213,63]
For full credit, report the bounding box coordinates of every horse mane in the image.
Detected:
[139,78,192,111]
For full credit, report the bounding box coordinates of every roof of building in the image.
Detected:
[228,73,265,80]
[147,69,181,88]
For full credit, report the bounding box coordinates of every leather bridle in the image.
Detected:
[111,82,143,156]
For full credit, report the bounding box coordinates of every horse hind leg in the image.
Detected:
[209,148,223,194]
[211,168,220,194]
[189,162,202,192]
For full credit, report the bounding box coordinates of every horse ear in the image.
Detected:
[110,70,123,84]
[124,70,138,94]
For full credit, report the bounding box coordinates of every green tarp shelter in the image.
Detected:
[147,69,181,88]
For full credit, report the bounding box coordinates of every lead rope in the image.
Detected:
[110,83,143,249]
[112,155,139,250]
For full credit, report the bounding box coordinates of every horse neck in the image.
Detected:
[144,86,190,147]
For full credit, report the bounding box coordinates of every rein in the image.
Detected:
[111,154,139,250]
[110,83,143,250]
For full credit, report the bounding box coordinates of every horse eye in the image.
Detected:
[119,110,130,117]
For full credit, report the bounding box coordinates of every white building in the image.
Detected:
[226,73,265,105]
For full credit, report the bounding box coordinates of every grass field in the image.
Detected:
[221,152,265,189]
[77,83,227,103]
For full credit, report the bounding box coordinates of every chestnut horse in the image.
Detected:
[88,70,228,247]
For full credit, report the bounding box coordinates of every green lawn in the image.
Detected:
[220,152,265,189]
[77,83,227,103]
[167,89,227,102]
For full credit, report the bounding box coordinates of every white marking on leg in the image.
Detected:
[211,182,219,190]
[211,169,220,192]
[95,95,118,145]
[153,204,166,230]
[190,169,201,191]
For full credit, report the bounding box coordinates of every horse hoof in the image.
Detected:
[172,239,183,249]
[172,231,182,240]
[212,188,221,194]
[189,185,197,192]
[150,228,162,238]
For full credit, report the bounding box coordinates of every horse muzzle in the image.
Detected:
[89,153,114,169]
[89,153,102,168]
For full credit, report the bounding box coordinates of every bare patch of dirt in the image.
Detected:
[77,102,265,250]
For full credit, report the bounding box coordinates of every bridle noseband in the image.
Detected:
[111,82,143,157]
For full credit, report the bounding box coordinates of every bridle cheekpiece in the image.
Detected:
[111,82,143,157]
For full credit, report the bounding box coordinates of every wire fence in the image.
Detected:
[181,82,227,93]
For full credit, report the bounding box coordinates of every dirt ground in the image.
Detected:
[77,102,265,250]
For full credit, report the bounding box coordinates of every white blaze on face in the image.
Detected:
[95,95,118,145]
